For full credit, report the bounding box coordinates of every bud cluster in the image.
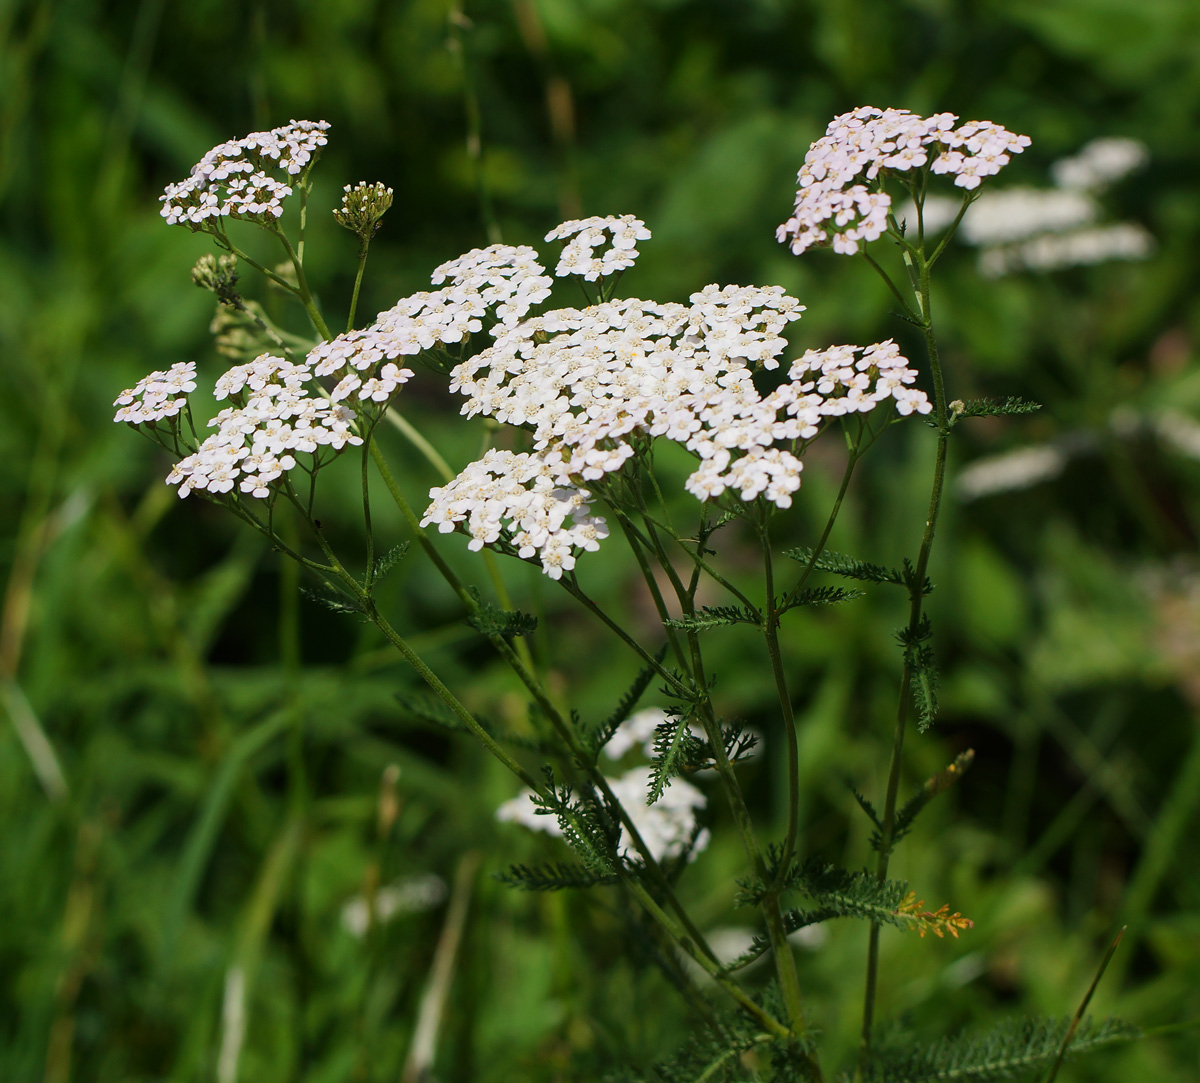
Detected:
[333,181,394,241]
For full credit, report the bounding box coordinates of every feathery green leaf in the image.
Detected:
[495,862,619,891]
[647,712,705,805]
[949,396,1043,425]
[466,591,538,638]
[371,542,409,582]
[777,584,866,614]
[865,1015,1139,1082]
[891,750,975,847]
[663,603,761,631]
[785,547,907,588]
[532,768,619,875]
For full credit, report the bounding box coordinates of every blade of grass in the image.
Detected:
[1042,926,1125,1083]
[161,705,298,966]
[402,850,481,1083]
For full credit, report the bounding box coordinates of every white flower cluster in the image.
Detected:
[777,106,1031,256]
[431,244,554,325]
[421,450,608,580]
[431,285,924,573]
[496,765,709,864]
[790,340,933,418]
[160,119,330,228]
[545,215,652,280]
[157,354,361,499]
[304,244,557,407]
[306,327,417,406]
[113,362,197,424]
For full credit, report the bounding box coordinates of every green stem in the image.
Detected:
[633,505,760,614]
[360,444,773,1026]
[859,251,950,1069]
[368,438,539,678]
[791,445,859,594]
[275,228,332,341]
[760,524,800,878]
[211,233,298,294]
[347,237,371,332]
[485,635,720,962]
[862,250,918,323]
[370,603,540,789]
[612,511,688,670]
[620,875,789,1040]
[667,560,814,1061]
[361,438,376,588]
[557,576,690,697]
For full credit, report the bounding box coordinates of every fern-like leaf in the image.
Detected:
[902,557,934,596]
[300,586,364,615]
[785,547,907,587]
[647,712,705,805]
[891,749,975,846]
[865,1015,1139,1082]
[668,722,760,775]
[532,768,619,875]
[852,786,882,830]
[466,594,538,639]
[908,642,940,733]
[663,604,761,632]
[949,396,1043,425]
[496,862,618,891]
[615,1008,781,1083]
[738,855,906,913]
[777,584,866,614]
[371,542,409,583]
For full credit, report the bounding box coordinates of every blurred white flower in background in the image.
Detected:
[340,873,448,938]
[912,136,1152,277]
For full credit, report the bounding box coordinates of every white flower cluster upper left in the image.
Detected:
[160,119,330,229]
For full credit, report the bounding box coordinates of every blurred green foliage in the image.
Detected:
[2,0,1200,1079]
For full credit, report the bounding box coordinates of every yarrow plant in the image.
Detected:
[116,109,1139,1081]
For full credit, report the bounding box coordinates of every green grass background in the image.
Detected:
[2,0,1200,1079]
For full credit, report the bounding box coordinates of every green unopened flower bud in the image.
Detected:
[191,253,240,303]
[334,181,394,241]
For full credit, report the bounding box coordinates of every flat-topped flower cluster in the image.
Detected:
[160,119,330,228]
[778,106,1031,256]
[545,215,653,280]
[113,362,197,425]
[167,355,363,499]
[427,264,928,575]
